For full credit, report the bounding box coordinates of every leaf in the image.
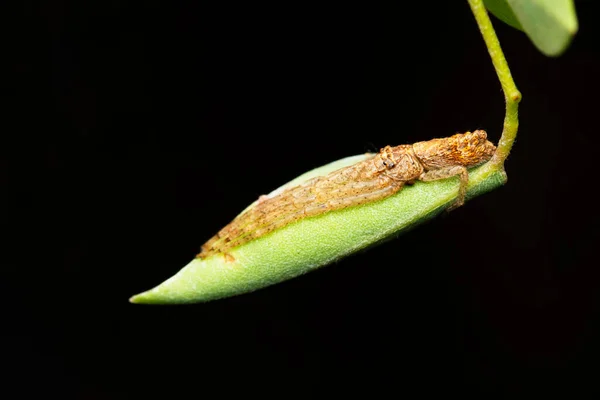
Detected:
[484,0,578,56]
[129,155,507,305]
[484,0,523,31]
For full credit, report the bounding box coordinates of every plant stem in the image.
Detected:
[468,0,521,169]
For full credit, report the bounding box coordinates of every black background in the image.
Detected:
[4,1,600,398]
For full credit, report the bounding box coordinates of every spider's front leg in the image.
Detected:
[418,165,468,210]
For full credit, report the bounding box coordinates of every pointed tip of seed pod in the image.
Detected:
[128,294,142,304]
[127,256,250,305]
[128,290,157,304]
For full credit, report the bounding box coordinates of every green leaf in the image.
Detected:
[484,0,523,31]
[129,155,507,305]
[484,0,578,56]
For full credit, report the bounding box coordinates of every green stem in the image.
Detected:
[468,0,521,169]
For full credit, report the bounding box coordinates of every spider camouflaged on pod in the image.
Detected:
[130,0,577,304]
[197,131,496,261]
